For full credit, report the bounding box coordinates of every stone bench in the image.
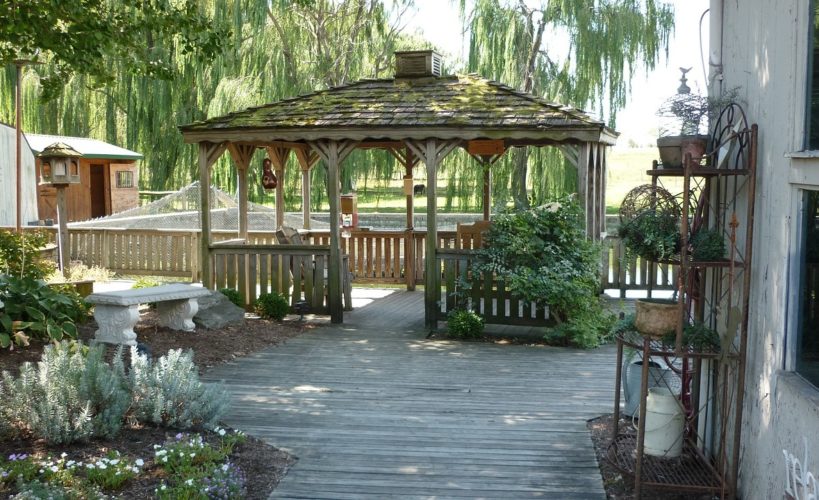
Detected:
[85,284,211,346]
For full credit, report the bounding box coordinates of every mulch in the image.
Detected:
[0,309,316,498]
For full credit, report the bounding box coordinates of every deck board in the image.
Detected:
[205,289,616,499]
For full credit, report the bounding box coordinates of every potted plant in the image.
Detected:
[618,185,683,338]
[690,227,726,262]
[656,84,740,168]
[663,321,721,353]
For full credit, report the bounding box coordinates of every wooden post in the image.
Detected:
[577,143,592,239]
[302,169,311,229]
[309,140,357,323]
[407,139,460,329]
[483,164,491,221]
[295,148,319,230]
[56,186,69,276]
[267,145,292,230]
[198,142,227,288]
[227,144,256,242]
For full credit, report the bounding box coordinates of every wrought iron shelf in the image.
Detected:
[647,167,750,177]
[615,332,730,360]
[607,433,725,495]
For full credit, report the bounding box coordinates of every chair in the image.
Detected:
[455,220,491,249]
[276,226,352,311]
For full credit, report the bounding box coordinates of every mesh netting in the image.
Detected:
[70,182,326,230]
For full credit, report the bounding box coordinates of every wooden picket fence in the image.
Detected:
[12,226,677,297]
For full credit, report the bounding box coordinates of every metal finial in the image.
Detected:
[677,67,692,94]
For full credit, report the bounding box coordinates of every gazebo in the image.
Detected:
[179,51,616,327]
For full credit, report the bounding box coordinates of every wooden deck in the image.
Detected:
[205,289,617,499]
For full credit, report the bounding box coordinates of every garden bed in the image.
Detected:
[0,311,314,498]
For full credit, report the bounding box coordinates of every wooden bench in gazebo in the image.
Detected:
[179,50,615,326]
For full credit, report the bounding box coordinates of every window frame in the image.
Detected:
[115,170,134,189]
[807,0,819,150]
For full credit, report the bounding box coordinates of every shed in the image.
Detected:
[179,50,617,325]
[26,134,143,222]
[0,122,38,227]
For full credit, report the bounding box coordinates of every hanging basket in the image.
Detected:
[634,299,679,338]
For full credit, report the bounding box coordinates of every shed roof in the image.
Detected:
[180,74,617,145]
[26,134,143,160]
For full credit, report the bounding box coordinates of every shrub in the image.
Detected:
[129,348,229,428]
[0,342,130,444]
[219,288,244,308]
[132,276,162,289]
[0,275,87,348]
[447,309,484,339]
[473,198,614,348]
[254,292,290,320]
[0,230,55,280]
[47,263,115,284]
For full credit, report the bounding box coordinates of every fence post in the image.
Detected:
[405,229,415,291]
[101,230,110,269]
[191,231,200,283]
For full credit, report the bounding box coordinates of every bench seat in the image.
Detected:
[86,284,210,346]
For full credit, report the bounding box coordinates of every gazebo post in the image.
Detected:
[266,145,292,230]
[407,139,459,329]
[198,141,227,287]
[482,164,491,221]
[295,148,319,230]
[310,140,357,323]
[228,143,257,241]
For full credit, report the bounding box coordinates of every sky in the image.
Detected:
[402,0,710,147]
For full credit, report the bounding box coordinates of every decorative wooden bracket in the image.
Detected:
[266,144,292,172]
[227,143,257,170]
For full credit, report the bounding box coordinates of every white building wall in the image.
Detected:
[717,1,819,497]
[0,123,37,226]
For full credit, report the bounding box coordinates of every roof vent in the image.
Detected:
[395,50,443,78]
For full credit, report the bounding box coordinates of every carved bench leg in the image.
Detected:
[156,298,199,331]
[93,304,139,346]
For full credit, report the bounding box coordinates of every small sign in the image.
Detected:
[467,140,505,156]
[403,177,414,196]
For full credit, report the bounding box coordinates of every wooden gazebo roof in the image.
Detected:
[179,74,616,145]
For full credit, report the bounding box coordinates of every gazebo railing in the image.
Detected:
[210,243,333,312]
[434,249,553,327]
[13,227,676,298]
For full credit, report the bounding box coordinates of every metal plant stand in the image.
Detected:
[608,107,757,499]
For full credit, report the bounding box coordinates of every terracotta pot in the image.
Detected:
[657,135,709,168]
[634,298,679,338]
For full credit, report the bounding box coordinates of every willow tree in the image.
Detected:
[0,0,412,208]
[460,0,675,208]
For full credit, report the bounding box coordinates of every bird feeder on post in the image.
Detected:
[38,142,81,276]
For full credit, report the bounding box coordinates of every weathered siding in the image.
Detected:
[718,1,819,497]
[0,123,38,226]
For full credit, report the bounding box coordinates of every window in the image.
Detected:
[809,3,819,148]
[115,170,134,189]
[797,190,819,386]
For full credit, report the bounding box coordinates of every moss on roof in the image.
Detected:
[180,74,610,134]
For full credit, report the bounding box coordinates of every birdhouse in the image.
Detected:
[38,142,81,185]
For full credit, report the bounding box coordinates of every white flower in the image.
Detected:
[155,450,167,456]
[98,463,107,470]
[185,479,194,486]
[135,459,144,467]
[110,459,119,465]
[161,485,167,490]
[66,460,76,467]
[49,465,58,473]
[161,456,168,463]
[60,453,67,459]
[115,470,121,475]
[189,453,195,458]
[221,463,229,472]
[86,463,95,469]
[217,428,226,437]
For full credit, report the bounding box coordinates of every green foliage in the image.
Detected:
[657,87,741,136]
[219,288,244,308]
[129,348,229,429]
[83,452,138,491]
[0,276,87,348]
[254,292,290,321]
[0,230,54,280]
[132,276,162,289]
[0,342,130,444]
[663,322,721,352]
[472,198,614,348]
[446,309,485,339]
[619,210,681,262]
[0,1,230,100]
[47,263,115,284]
[691,228,726,261]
